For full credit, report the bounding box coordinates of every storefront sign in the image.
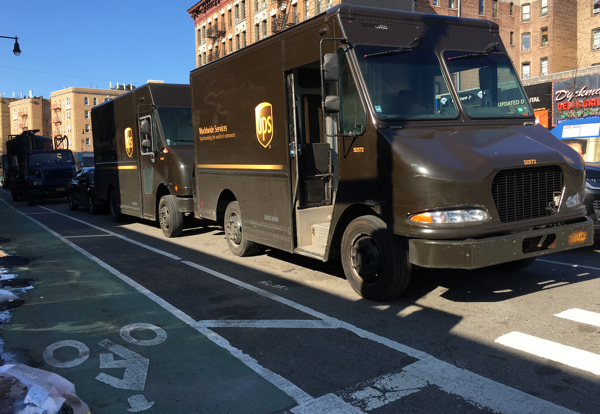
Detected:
[553,74,600,126]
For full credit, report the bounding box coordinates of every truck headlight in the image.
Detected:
[408,208,491,225]
[565,191,584,208]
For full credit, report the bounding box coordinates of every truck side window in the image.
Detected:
[338,50,365,135]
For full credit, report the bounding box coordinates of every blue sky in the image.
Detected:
[1,0,197,99]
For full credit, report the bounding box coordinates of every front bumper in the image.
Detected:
[409,218,594,269]
[28,185,69,198]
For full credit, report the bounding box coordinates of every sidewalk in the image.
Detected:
[0,196,296,413]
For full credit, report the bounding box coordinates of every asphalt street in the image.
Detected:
[0,190,599,414]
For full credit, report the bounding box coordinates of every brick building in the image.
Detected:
[188,0,596,81]
[0,97,18,156]
[8,97,51,138]
[49,87,128,153]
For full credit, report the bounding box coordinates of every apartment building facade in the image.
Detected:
[0,97,18,156]
[49,87,127,153]
[8,97,52,138]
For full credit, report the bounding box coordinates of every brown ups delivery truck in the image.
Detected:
[190,3,594,301]
[92,83,194,237]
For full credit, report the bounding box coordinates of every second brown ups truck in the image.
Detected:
[190,3,594,301]
[92,83,194,237]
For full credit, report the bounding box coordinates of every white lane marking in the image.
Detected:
[538,259,600,272]
[127,394,154,412]
[344,371,427,412]
[496,332,600,376]
[0,198,579,413]
[64,234,114,239]
[96,339,149,391]
[37,206,181,261]
[1,200,311,405]
[196,320,336,329]
[25,212,58,215]
[43,340,90,368]
[555,308,600,328]
[120,323,168,346]
[290,393,364,414]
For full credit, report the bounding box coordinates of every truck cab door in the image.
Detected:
[139,115,157,220]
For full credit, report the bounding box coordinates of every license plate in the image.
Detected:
[56,187,65,192]
[568,231,587,245]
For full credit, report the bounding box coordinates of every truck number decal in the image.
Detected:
[353,147,365,153]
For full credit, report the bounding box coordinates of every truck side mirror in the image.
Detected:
[140,119,151,135]
[322,53,339,83]
[141,139,152,151]
[324,96,340,113]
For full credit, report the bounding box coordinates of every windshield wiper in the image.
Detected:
[364,37,423,58]
[447,42,498,61]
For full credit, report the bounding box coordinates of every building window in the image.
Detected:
[85,110,89,119]
[85,124,90,133]
[305,0,309,19]
[541,27,548,46]
[236,34,240,50]
[84,97,89,105]
[241,0,246,19]
[263,20,267,37]
[522,63,531,79]
[86,138,90,146]
[104,97,110,103]
[510,2,514,16]
[67,110,71,120]
[229,38,233,53]
[255,23,260,41]
[493,0,498,17]
[479,0,484,15]
[66,96,71,109]
[594,0,599,14]
[541,0,548,16]
[271,15,277,34]
[254,0,258,12]
[93,97,98,106]
[510,32,514,45]
[67,124,71,133]
[242,31,247,47]
[593,28,600,50]
[449,0,456,9]
[522,33,531,51]
[228,10,232,27]
[317,0,322,13]
[293,4,298,23]
[433,0,439,5]
[46,119,49,126]
[522,4,530,22]
[541,58,548,76]
[235,4,239,20]
[12,109,16,120]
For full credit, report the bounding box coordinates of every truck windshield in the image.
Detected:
[156,107,193,146]
[443,50,532,118]
[28,152,74,165]
[355,46,458,120]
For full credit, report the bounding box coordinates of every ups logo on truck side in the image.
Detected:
[124,127,134,158]
[255,102,273,148]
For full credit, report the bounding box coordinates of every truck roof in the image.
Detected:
[93,83,190,110]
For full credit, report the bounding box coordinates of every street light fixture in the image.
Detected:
[0,35,21,56]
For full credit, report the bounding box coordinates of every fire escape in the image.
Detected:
[272,0,291,34]
[207,20,226,62]
[18,109,28,131]
[51,103,66,148]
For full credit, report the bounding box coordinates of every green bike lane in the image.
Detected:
[0,197,296,413]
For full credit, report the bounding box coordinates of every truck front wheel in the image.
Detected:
[158,195,183,238]
[341,216,411,301]
[109,191,123,223]
[224,201,258,257]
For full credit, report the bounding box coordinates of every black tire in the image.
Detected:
[68,193,78,211]
[495,257,537,271]
[158,195,183,238]
[341,215,411,301]
[109,191,123,223]
[10,187,20,202]
[87,193,98,215]
[224,201,258,257]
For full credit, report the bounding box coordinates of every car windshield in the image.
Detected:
[443,50,532,118]
[355,46,458,120]
[29,152,74,165]
[156,107,193,146]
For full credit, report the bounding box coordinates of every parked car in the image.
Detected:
[67,167,102,214]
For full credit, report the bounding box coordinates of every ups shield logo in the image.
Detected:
[124,127,134,158]
[255,102,273,148]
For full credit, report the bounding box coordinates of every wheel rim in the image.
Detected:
[226,213,242,245]
[160,203,170,231]
[350,235,383,284]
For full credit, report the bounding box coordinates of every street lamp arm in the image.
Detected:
[0,35,20,56]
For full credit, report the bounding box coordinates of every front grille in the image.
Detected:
[44,169,72,181]
[593,200,600,210]
[492,165,563,223]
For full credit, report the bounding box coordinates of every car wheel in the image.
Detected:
[341,215,411,301]
[68,193,78,211]
[224,201,258,257]
[158,195,183,238]
[87,194,98,215]
[109,191,123,223]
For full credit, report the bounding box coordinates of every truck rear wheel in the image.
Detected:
[109,191,123,223]
[225,201,258,257]
[68,193,78,211]
[341,216,411,301]
[10,187,20,202]
[158,195,183,238]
